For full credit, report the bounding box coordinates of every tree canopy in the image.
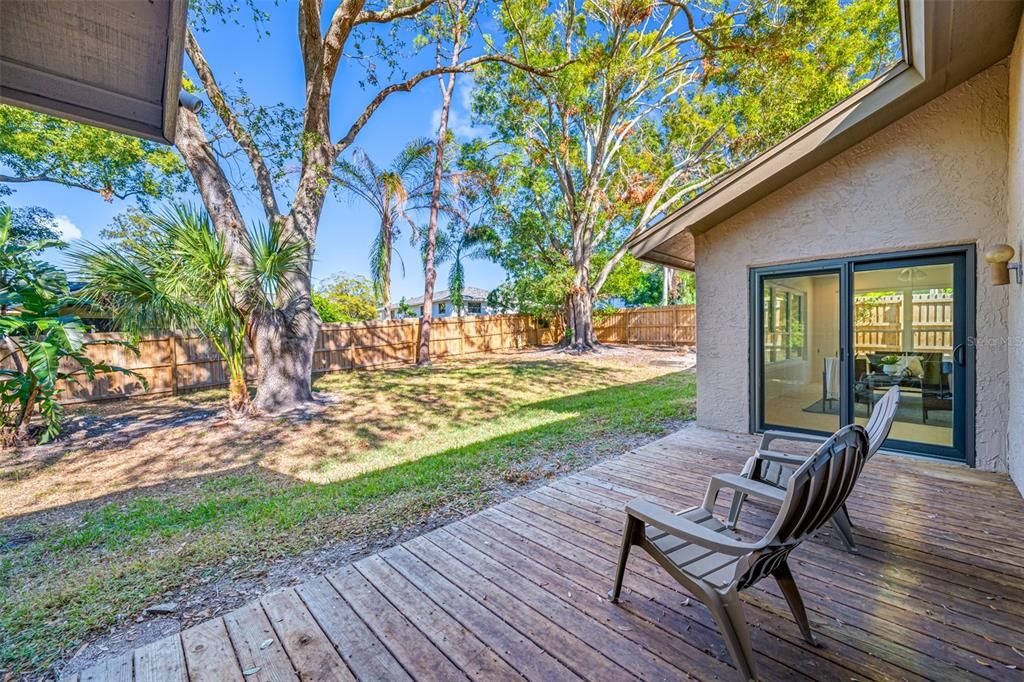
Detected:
[0,105,188,202]
[468,0,900,332]
[313,273,380,322]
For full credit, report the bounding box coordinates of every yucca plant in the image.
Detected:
[70,204,304,416]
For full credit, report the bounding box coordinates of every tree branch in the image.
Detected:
[323,0,363,81]
[669,0,749,53]
[299,0,325,82]
[356,0,436,25]
[590,240,630,298]
[0,173,138,200]
[334,55,566,152]
[186,29,281,221]
[174,106,258,312]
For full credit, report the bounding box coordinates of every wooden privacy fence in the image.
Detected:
[33,307,693,405]
[48,314,562,405]
[594,304,696,346]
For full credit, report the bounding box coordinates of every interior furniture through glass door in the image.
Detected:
[851,256,965,460]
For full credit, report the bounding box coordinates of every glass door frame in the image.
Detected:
[749,245,976,465]
[750,260,853,440]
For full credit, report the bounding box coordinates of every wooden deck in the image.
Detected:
[68,427,1024,681]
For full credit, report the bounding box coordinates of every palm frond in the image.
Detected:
[368,227,389,302]
[244,219,307,306]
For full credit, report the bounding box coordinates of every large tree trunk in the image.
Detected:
[418,25,463,366]
[566,267,597,351]
[251,305,320,413]
[251,175,329,414]
[417,75,456,366]
[566,210,599,350]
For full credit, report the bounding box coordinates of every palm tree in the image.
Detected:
[446,224,495,315]
[439,172,496,316]
[70,204,303,416]
[333,141,435,319]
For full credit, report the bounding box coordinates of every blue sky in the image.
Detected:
[6,2,507,300]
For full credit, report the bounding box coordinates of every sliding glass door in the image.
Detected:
[760,270,842,433]
[752,248,972,463]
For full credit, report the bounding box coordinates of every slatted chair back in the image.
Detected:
[737,425,868,590]
[864,385,900,459]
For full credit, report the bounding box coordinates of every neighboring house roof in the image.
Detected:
[404,287,490,307]
[0,0,188,143]
[627,0,1024,270]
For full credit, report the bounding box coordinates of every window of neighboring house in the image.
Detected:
[438,302,447,314]
[764,285,805,363]
[467,302,482,314]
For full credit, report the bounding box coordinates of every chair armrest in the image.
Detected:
[705,473,787,509]
[625,499,760,555]
[754,449,810,467]
[759,429,825,451]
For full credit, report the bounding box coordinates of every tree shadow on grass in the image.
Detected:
[1,368,696,677]
[1,368,694,537]
[0,350,692,526]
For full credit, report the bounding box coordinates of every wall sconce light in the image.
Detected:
[984,243,1022,286]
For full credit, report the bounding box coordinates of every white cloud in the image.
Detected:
[54,215,82,241]
[457,74,476,110]
[428,74,481,140]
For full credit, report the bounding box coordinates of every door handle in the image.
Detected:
[953,343,967,366]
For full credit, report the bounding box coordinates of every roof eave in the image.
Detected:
[0,0,189,144]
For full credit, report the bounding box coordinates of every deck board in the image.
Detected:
[77,426,1024,681]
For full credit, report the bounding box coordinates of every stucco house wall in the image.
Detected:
[694,62,1011,473]
[1006,19,1024,492]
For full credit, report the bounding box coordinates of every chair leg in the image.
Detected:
[842,502,854,528]
[727,491,747,530]
[773,561,819,647]
[706,588,758,681]
[608,515,641,603]
[831,507,858,553]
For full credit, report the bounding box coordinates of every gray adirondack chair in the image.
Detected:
[609,425,869,682]
[721,385,899,552]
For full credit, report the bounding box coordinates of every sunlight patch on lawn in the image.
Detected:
[299,409,576,483]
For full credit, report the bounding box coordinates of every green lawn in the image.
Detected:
[0,352,694,675]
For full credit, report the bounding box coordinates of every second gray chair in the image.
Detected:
[718,384,899,552]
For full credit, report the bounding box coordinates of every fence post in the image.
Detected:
[170,333,179,396]
[347,326,356,369]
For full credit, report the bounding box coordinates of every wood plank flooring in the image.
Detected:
[68,427,1024,681]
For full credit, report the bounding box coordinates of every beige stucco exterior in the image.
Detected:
[1006,20,1024,492]
[694,62,1012,473]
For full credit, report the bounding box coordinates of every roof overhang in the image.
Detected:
[629,0,1024,270]
[0,0,188,143]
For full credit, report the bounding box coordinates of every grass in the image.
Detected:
[0,351,695,675]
